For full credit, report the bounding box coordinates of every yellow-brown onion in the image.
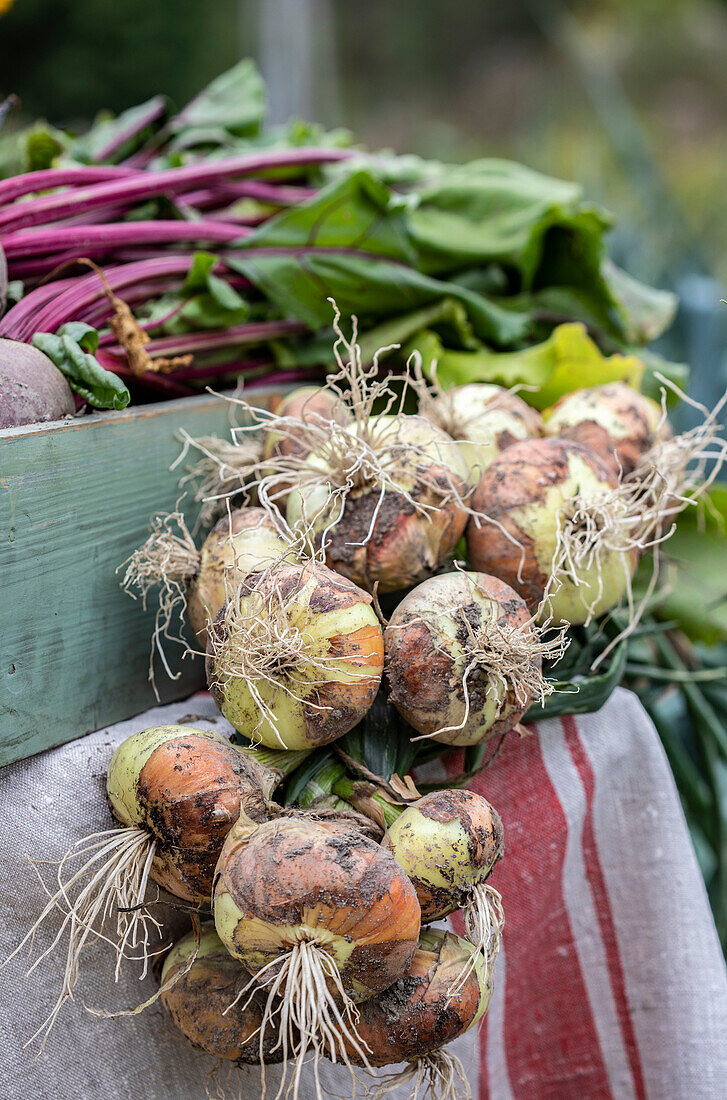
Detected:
[467,437,638,624]
[382,789,503,922]
[187,507,289,647]
[285,415,471,595]
[420,382,544,484]
[385,571,537,746]
[543,382,669,477]
[348,928,492,1068]
[206,561,384,750]
[214,814,422,1000]
[263,385,353,469]
[161,922,283,1064]
[107,724,274,902]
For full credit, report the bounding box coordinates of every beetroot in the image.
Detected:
[0,338,75,429]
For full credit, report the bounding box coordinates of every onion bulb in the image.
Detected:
[385,571,566,745]
[120,506,289,661]
[543,382,668,476]
[161,922,282,1064]
[214,813,421,1097]
[206,560,384,750]
[467,437,638,625]
[418,379,544,483]
[7,725,276,1045]
[382,789,503,923]
[350,928,492,1099]
[284,412,471,594]
[264,385,353,467]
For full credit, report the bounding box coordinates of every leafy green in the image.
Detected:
[167,59,266,149]
[644,486,727,645]
[601,259,677,344]
[406,322,644,409]
[69,96,167,164]
[32,323,130,410]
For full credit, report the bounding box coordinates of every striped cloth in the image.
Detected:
[1,688,725,1099]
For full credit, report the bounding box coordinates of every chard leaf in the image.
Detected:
[33,324,130,410]
[406,322,644,409]
[156,251,250,333]
[169,59,265,143]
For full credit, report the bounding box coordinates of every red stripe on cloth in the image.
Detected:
[465,730,614,1100]
[562,716,648,1100]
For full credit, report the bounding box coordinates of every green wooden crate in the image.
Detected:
[0,389,280,767]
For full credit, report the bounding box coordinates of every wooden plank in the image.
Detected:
[0,389,279,767]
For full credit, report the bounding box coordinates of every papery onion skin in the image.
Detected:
[213,815,422,1002]
[286,417,470,595]
[422,383,543,484]
[187,507,288,647]
[466,437,636,624]
[385,571,534,745]
[382,789,504,922]
[347,928,492,1067]
[206,562,384,750]
[543,382,668,477]
[161,923,282,1064]
[107,725,271,903]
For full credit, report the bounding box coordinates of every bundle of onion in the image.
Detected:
[7,725,302,1045]
[351,928,492,1100]
[161,923,283,1065]
[382,789,504,976]
[211,306,475,594]
[206,559,384,750]
[120,506,289,670]
[414,368,544,484]
[213,814,421,1099]
[542,382,668,477]
[467,438,640,625]
[385,571,568,745]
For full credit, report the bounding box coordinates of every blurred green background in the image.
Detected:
[2,0,726,412]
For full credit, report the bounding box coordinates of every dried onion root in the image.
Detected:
[385,570,568,745]
[174,431,264,527]
[352,928,492,1100]
[213,814,422,1100]
[120,506,289,682]
[206,559,384,750]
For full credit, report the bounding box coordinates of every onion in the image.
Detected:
[285,412,471,594]
[385,570,566,745]
[264,384,353,467]
[161,922,282,1064]
[467,437,638,625]
[120,505,289,669]
[543,382,668,476]
[350,928,492,1099]
[206,560,384,749]
[417,378,544,483]
[382,789,503,923]
[213,813,421,1097]
[7,724,281,1045]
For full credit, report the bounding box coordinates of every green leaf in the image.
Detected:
[646,486,727,645]
[32,325,129,410]
[70,97,167,164]
[169,59,266,143]
[406,322,644,409]
[524,638,629,722]
[601,259,677,344]
[157,250,250,333]
[406,158,606,282]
